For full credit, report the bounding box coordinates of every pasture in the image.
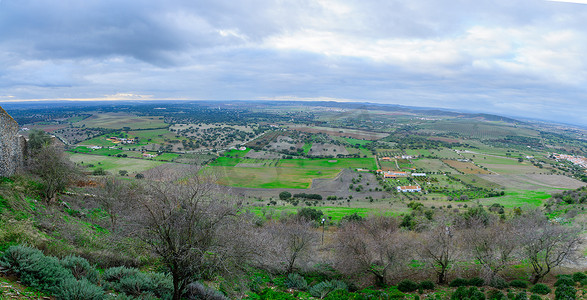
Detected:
[75,113,167,129]
[211,167,341,189]
[68,153,166,175]
[442,160,493,174]
[277,158,377,170]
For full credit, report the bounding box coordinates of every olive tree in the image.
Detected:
[515,210,580,283]
[334,216,412,286]
[139,171,245,300]
[28,142,78,202]
[416,217,462,284]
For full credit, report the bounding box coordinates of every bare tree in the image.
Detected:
[28,143,78,202]
[138,170,243,300]
[463,219,519,284]
[416,217,462,284]
[515,210,580,284]
[93,176,140,231]
[335,216,411,286]
[262,219,318,274]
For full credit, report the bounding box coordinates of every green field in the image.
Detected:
[478,190,551,208]
[75,113,167,129]
[302,143,312,155]
[343,137,373,147]
[223,148,251,157]
[68,153,166,175]
[211,167,341,189]
[412,158,454,173]
[247,205,400,221]
[277,158,376,170]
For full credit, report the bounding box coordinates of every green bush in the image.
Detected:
[530,284,551,295]
[450,278,469,287]
[324,289,356,300]
[571,272,587,283]
[514,291,528,300]
[452,286,485,300]
[554,276,574,288]
[469,287,487,300]
[451,286,469,300]
[103,266,140,282]
[468,277,485,287]
[419,280,435,290]
[54,278,104,300]
[102,266,172,298]
[285,273,308,290]
[60,255,99,284]
[0,246,74,295]
[397,279,419,293]
[509,280,529,289]
[0,246,105,299]
[487,290,506,300]
[529,295,541,300]
[309,280,347,299]
[554,284,576,300]
[489,277,509,289]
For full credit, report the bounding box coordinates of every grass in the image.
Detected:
[68,153,166,175]
[224,148,251,158]
[210,157,242,167]
[152,153,179,161]
[413,159,454,173]
[277,158,377,170]
[478,190,552,208]
[302,142,312,155]
[75,113,167,129]
[343,137,373,147]
[211,167,341,189]
[247,205,397,221]
[128,129,176,145]
[78,135,117,147]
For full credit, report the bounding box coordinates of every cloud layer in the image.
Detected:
[0,0,586,125]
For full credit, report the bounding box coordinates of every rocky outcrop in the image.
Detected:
[0,105,26,177]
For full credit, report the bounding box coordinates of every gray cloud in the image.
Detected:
[0,0,586,125]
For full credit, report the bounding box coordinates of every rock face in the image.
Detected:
[0,105,25,177]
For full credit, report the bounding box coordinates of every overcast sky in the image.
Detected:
[1,0,586,126]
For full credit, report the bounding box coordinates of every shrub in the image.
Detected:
[530,284,551,295]
[60,255,99,284]
[487,290,506,300]
[309,280,347,299]
[468,277,485,287]
[554,276,574,288]
[514,291,528,300]
[469,287,487,300]
[397,279,419,293]
[452,286,469,300]
[450,278,469,287]
[185,282,228,300]
[102,266,140,282]
[54,278,104,300]
[0,245,75,295]
[102,266,172,298]
[529,295,542,300]
[452,286,486,300]
[419,280,435,290]
[324,289,355,300]
[489,277,509,289]
[285,273,308,290]
[0,246,104,299]
[571,272,587,283]
[509,280,529,289]
[554,284,576,300]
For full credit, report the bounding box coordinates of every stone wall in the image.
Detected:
[0,105,25,177]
